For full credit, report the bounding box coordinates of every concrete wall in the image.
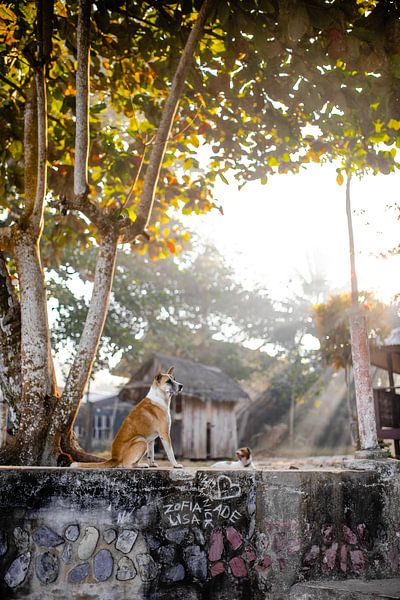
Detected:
[0,463,399,599]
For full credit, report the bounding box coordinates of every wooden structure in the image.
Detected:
[74,395,132,452]
[370,328,400,457]
[119,353,248,459]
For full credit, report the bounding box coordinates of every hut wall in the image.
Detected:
[209,401,238,458]
[182,397,207,459]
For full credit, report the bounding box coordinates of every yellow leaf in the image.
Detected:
[126,206,137,222]
[387,118,400,131]
[55,0,68,17]
[267,156,279,167]
[336,172,344,186]
[190,134,199,148]
[0,5,16,21]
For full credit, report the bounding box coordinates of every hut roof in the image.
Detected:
[120,352,249,404]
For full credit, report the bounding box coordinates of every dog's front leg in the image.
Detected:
[160,434,183,469]
[147,440,158,467]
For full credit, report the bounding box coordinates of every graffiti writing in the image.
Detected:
[162,497,242,528]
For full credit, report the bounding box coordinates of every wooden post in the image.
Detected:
[387,351,395,389]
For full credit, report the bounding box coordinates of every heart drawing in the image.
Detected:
[216,475,242,500]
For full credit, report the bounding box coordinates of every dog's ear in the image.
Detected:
[246,447,251,456]
[155,373,163,383]
[167,366,175,375]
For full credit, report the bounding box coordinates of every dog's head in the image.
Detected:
[154,366,183,396]
[236,446,252,466]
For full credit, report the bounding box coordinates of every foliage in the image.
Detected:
[313,291,393,371]
[48,236,277,379]
[1,0,400,256]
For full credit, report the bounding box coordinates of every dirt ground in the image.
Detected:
[147,454,351,470]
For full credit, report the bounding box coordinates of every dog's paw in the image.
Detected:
[149,462,158,468]
[173,463,183,469]
[138,462,150,468]
[70,462,78,468]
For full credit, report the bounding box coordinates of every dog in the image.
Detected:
[210,447,255,469]
[71,366,183,469]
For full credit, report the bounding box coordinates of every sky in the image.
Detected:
[188,163,400,304]
[56,162,400,391]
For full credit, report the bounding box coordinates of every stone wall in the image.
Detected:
[0,464,399,599]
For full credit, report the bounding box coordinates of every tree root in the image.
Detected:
[61,430,104,464]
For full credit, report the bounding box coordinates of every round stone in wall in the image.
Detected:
[158,544,178,566]
[32,526,64,548]
[136,553,158,582]
[165,527,188,544]
[103,528,117,544]
[115,529,138,554]
[162,563,185,583]
[4,552,31,588]
[35,551,59,584]
[116,556,136,581]
[93,549,113,582]
[67,562,89,584]
[65,525,80,542]
[77,526,99,560]
[183,545,207,581]
[0,530,8,557]
[13,527,30,553]
[61,543,72,564]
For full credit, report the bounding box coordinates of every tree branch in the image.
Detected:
[23,80,38,220]
[133,0,213,232]
[0,73,26,98]
[53,234,119,434]
[50,194,108,233]
[345,171,359,308]
[29,67,47,236]
[74,0,91,196]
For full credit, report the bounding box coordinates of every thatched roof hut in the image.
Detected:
[120,353,249,459]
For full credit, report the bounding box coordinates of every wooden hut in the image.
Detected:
[74,395,133,452]
[119,352,249,459]
[370,327,400,457]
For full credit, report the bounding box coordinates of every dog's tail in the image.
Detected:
[70,458,119,469]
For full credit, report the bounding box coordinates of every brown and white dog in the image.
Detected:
[71,367,183,469]
[210,447,255,470]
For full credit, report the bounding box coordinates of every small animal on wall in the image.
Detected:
[210,447,255,469]
[71,366,183,469]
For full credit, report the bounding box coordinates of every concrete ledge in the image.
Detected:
[290,578,400,599]
[0,467,398,599]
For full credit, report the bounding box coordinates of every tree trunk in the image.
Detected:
[345,173,380,453]
[9,233,59,465]
[49,235,118,461]
[344,364,359,449]
[289,392,295,448]
[0,253,21,427]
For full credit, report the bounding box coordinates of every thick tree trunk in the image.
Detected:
[0,254,21,427]
[10,233,59,465]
